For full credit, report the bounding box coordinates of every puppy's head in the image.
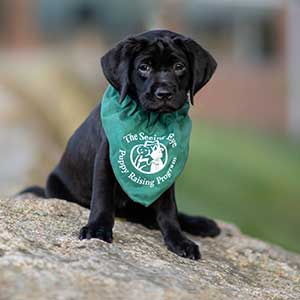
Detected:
[101,30,217,113]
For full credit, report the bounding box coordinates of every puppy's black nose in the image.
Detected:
[155,88,173,100]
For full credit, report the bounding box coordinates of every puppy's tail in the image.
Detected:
[18,186,46,198]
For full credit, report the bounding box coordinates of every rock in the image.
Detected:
[0,196,299,300]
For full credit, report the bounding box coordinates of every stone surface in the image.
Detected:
[0,196,299,300]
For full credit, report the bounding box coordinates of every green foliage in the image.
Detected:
[176,122,300,253]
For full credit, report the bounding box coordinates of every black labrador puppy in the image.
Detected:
[22,30,220,260]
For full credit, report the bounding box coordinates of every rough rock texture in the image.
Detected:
[0,196,299,300]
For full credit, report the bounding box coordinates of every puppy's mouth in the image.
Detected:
[141,102,181,113]
[151,106,177,113]
[140,93,185,113]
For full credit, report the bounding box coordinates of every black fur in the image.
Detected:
[20,30,219,260]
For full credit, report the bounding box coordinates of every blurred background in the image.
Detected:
[0,0,299,253]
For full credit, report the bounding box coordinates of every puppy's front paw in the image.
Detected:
[79,224,113,243]
[166,238,201,260]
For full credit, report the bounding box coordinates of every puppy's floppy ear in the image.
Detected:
[101,37,144,102]
[175,37,217,105]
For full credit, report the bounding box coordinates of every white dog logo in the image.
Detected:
[130,140,168,174]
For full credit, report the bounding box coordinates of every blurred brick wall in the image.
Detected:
[194,61,286,132]
[1,0,288,133]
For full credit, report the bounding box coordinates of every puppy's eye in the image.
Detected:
[138,63,151,73]
[174,63,186,72]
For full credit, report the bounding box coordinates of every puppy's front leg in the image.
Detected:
[79,138,115,243]
[153,185,201,260]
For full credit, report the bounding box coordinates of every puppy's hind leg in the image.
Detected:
[178,212,220,237]
[46,173,77,202]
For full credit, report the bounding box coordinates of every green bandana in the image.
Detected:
[101,85,192,207]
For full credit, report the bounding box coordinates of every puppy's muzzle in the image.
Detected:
[155,87,174,101]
